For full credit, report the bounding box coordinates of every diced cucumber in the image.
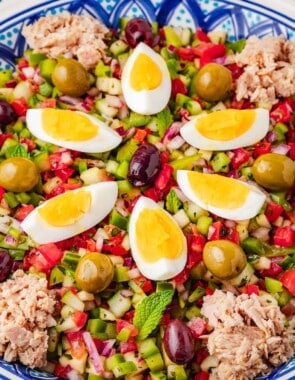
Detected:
[96,77,122,95]
[110,208,129,230]
[265,277,283,293]
[151,372,167,380]
[110,40,129,56]
[60,305,74,319]
[116,160,129,179]
[56,316,77,333]
[107,290,132,318]
[48,327,59,353]
[116,139,139,162]
[113,361,137,377]
[128,112,151,127]
[129,280,146,306]
[229,263,255,287]
[138,339,164,372]
[87,319,107,337]
[61,290,85,311]
[183,201,208,223]
[196,215,213,235]
[185,305,202,320]
[106,353,125,371]
[95,98,118,118]
[39,58,56,82]
[170,154,201,170]
[114,266,130,282]
[49,266,65,286]
[163,26,182,47]
[87,374,105,380]
[59,351,88,374]
[211,152,230,173]
[33,151,50,172]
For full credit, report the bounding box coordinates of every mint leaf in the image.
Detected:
[133,289,174,340]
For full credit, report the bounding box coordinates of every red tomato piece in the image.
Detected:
[242,284,260,295]
[281,269,295,296]
[230,148,250,169]
[195,371,210,380]
[15,204,34,221]
[265,201,284,223]
[187,317,207,338]
[11,97,28,117]
[273,226,295,247]
[66,331,87,359]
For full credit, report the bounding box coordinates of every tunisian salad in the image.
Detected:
[0,11,295,380]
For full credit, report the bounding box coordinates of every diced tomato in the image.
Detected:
[186,233,206,269]
[40,98,57,108]
[281,269,295,296]
[288,142,295,160]
[195,28,211,42]
[49,151,74,170]
[66,331,86,359]
[133,275,154,294]
[286,211,295,224]
[19,137,36,152]
[120,338,137,354]
[195,371,210,380]
[173,267,190,285]
[23,243,63,273]
[0,187,5,200]
[154,163,174,191]
[54,363,72,378]
[143,186,161,202]
[273,226,295,247]
[54,167,75,181]
[230,97,254,110]
[46,182,82,199]
[187,317,207,338]
[270,100,292,123]
[72,310,88,329]
[208,221,226,240]
[198,43,226,66]
[11,97,28,117]
[160,151,170,164]
[15,204,34,221]
[195,347,209,365]
[252,141,272,158]
[176,42,226,65]
[171,77,187,98]
[85,238,97,252]
[226,227,240,244]
[0,133,14,147]
[265,201,284,223]
[116,320,138,336]
[17,57,29,69]
[205,287,214,296]
[242,284,260,295]
[102,243,128,256]
[230,148,250,169]
[226,63,244,81]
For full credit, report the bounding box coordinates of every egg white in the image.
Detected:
[177,170,266,221]
[121,42,171,115]
[180,108,269,151]
[26,109,122,153]
[128,196,187,281]
[21,181,118,244]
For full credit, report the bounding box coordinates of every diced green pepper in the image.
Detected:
[39,81,53,97]
[170,154,201,170]
[109,208,128,230]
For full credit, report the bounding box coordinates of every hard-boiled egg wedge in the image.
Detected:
[180,108,269,151]
[177,170,266,220]
[21,181,118,244]
[26,108,122,153]
[121,42,171,115]
[129,196,187,281]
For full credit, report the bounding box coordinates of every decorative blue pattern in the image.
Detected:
[1,0,295,379]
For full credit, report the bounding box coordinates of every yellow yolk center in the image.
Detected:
[38,189,91,226]
[135,208,184,262]
[195,109,256,141]
[130,53,162,91]
[42,109,98,141]
[187,171,249,209]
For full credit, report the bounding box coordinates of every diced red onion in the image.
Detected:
[4,235,17,247]
[59,95,83,106]
[214,56,226,65]
[118,103,129,119]
[115,198,129,217]
[266,131,277,143]
[224,220,236,228]
[180,289,189,301]
[127,267,141,279]
[66,369,82,380]
[162,122,183,144]
[105,95,122,108]
[102,372,113,379]
[167,135,185,150]
[251,227,270,242]
[22,66,35,79]
[95,236,104,252]
[87,87,100,96]
[33,72,43,85]
[271,143,290,155]
[120,289,133,297]
[82,331,104,373]
[101,339,116,356]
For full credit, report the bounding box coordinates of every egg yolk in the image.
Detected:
[187,171,249,209]
[38,189,91,226]
[135,208,184,262]
[195,109,256,140]
[130,53,162,91]
[42,109,98,141]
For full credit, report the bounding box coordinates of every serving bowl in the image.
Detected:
[0,0,295,379]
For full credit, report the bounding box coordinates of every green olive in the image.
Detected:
[75,252,114,293]
[52,58,90,97]
[193,63,232,102]
[0,157,39,192]
[203,239,247,279]
[252,153,295,191]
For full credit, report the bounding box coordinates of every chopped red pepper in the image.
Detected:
[102,243,128,256]
[230,148,250,169]
[133,128,149,142]
[252,141,271,158]
[154,163,174,191]
[280,269,295,296]
[54,167,75,182]
[265,201,284,223]
[11,97,28,117]
[273,226,295,247]
[176,42,226,66]
[270,100,292,123]
[186,233,206,269]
